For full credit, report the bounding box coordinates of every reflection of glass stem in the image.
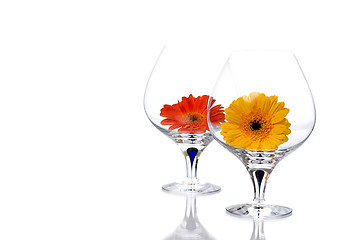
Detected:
[182,194,198,230]
[251,216,266,240]
[249,169,271,206]
[164,194,216,240]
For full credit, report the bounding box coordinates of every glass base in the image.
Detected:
[162,181,221,195]
[226,203,292,218]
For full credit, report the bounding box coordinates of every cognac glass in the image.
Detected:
[208,50,316,217]
[144,46,224,194]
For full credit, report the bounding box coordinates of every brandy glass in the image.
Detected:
[144,46,224,195]
[207,50,316,217]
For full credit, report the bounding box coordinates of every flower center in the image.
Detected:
[250,120,262,131]
[182,112,205,126]
[241,111,273,140]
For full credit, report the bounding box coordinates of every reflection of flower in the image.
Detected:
[160,94,225,134]
[221,92,291,150]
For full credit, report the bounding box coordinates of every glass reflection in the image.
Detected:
[164,194,216,240]
[250,216,266,240]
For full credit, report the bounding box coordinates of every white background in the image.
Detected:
[0,0,360,239]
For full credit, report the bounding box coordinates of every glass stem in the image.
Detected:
[249,169,271,205]
[184,147,200,184]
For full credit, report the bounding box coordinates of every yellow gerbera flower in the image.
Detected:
[220,92,291,150]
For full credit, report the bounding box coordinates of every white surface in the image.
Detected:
[0,0,360,239]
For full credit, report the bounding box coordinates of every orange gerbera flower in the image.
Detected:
[160,94,225,134]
